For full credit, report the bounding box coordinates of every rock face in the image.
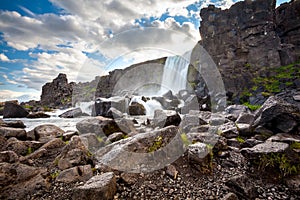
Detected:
[199,0,300,99]
[40,73,73,107]
[3,101,29,118]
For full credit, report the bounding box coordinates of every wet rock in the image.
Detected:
[56,165,93,183]
[225,175,257,199]
[0,163,48,199]
[59,108,84,118]
[73,172,117,200]
[153,110,181,128]
[128,102,146,115]
[0,127,26,140]
[76,116,122,137]
[251,96,300,134]
[0,120,26,128]
[0,150,19,163]
[56,136,94,170]
[33,124,65,143]
[3,101,29,118]
[27,112,50,118]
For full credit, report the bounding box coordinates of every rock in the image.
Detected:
[180,95,200,114]
[227,138,241,149]
[94,97,127,117]
[241,138,263,148]
[166,164,178,179]
[236,123,252,137]
[0,163,48,199]
[40,73,73,107]
[59,108,84,118]
[73,172,117,200]
[33,124,65,143]
[225,105,250,120]
[153,110,181,128]
[114,118,136,134]
[187,142,212,172]
[106,132,125,143]
[0,134,7,151]
[27,112,50,118]
[40,138,66,150]
[0,151,19,163]
[120,173,140,185]
[76,116,122,137]
[219,122,238,139]
[3,101,29,118]
[56,136,94,170]
[80,133,103,153]
[236,113,255,124]
[5,138,44,156]
[0,127,26,140]
[62,131,79,141]
[221,193,239,200]
[240,142,289,161]
[0,120,26,128]
[128,102,146,115]
[251,96,300,133]
[106,107,123,119]
[200,0,282,98]
[225,175,257,199]
[56,165,93,183]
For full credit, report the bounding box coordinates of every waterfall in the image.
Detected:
[160,51,192,95]
[75,101,94,115]
[130,96,162,116]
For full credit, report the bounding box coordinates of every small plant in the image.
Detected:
[43,106,52,112]
[236,136,245,144]
[148,136,163,152]
[290,142,300,149]
[243,102,261,111]
[50,171,60,179]
[180,133,191,146]
[26,147,34,155]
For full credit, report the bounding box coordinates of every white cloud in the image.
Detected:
[0,53,10,62]
[0,89,39,102]
[2,74,18,85]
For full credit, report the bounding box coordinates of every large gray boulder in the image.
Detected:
[3,101,29,118]
[152,110,181,128]
[251,96,300,134]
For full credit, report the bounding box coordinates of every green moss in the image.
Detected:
[243,102,261,111]
[50,171,60,179]
[148,136,163,152]
[43,106,52,112]
[26,147,34,155]
[180,133,191,146]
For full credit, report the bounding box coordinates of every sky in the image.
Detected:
[0,0,290,102]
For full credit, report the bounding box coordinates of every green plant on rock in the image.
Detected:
[26,147,34,155]
[148,136,163,153]
[236,136,245,144]
[43,106,52,112]
[243,102,261,111]
[180,133,191,146]
[50,171,60,179]
[257,153,299,178]
[290,142,300,150]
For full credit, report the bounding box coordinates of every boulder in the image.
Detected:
[106,107,123,119]
[59,108,84,118]
[33,124,65,143]
[219,122,238,139]
[114,118,136,134]
[128,102,146,115]
[0,151,19,163]
[241,142,289,159]
[27,112,50,118]
[251,96,300,134]
[284,175,300,195]
[4,138,43,156]
[0,127,26,140]
[73,172,116,200]
[56,165,93,183]
[56,136,94,170]
[152,110,181,128]
[80,133,103,153]
[106,132,125,143]
[0,163,48,199]
[180,95,200,114]
[3,101,29,118]
[225,175,258,199]
[0,120,26,128]
[225,105,250,121]
[187,142,212,172]
[76,116,122,137]
[235,113,255,124]
[94,96,127,117]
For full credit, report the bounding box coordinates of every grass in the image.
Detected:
[236,136,245,144]
[50,171,60,179]
[26,147,34,155]
[290,142,300,149]
[243,102,261,111]
[148,136,163,152]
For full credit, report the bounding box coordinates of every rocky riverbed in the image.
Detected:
[0,95,300,200]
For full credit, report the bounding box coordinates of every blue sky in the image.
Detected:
[0,0,290,102]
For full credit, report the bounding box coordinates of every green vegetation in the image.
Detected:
[26,147,34,155]
[148,136,163,152]
[242,102,262,111]
[236,136,245,144]
[43,106,53,112]
[290,142,300,149]
[50,171,60,179]
[180,133,191,146]
[257,153,299,178]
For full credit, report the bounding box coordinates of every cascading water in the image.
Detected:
[160,51,192,95]
[130,96,162,116]
[75,101,94,115]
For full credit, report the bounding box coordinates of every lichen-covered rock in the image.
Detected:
[73,172,117,200]
[33,124,65,143]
